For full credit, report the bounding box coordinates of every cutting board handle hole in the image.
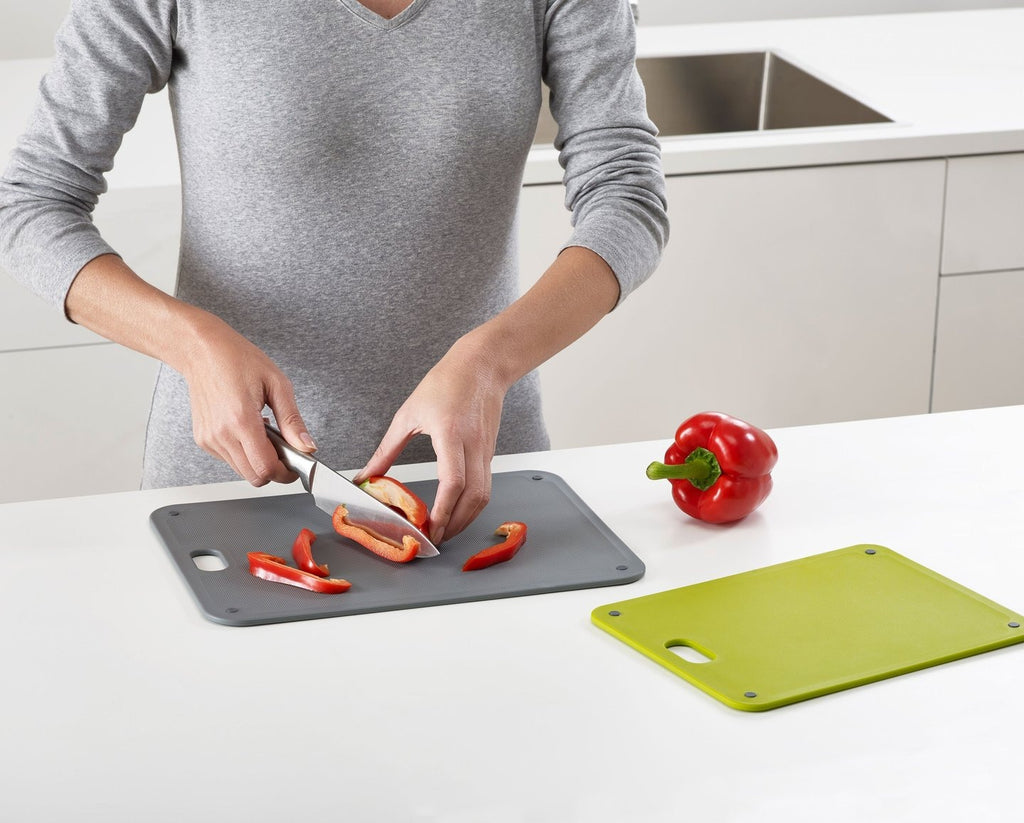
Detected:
[665,640,714,664]
[191,550,229,572]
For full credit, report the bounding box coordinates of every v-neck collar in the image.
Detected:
[336,0,431,31]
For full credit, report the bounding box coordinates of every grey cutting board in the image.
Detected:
[152,470,643,626]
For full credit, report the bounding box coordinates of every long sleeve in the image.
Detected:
[0,0,176,311]
[543,0,669,306]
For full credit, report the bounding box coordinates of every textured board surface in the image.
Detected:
[153,470,643,626]
[592,545,1024,711]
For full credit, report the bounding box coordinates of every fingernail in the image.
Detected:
[430,525,444,545]
[299,432,316,451]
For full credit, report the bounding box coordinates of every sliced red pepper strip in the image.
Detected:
[332,504,419,563]
[646,411,778,524]
[359,475,429,531]
[248,552,352,594]
[291,527,329,577]
[462,521,528,572]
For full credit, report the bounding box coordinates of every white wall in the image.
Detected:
[638,0,1022,26]
[0,1,69,59]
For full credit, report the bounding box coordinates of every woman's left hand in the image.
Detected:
[355,247,622,545]
[354,335,508,545]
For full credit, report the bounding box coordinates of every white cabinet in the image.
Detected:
[0,185,181,351]
[519,159,947,449]
[941,153,1024,275]
[932,269,1024,412]
[0,344,158,503]
[931,153,1024,412]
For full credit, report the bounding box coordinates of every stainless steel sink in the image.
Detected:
[533,51,891,144]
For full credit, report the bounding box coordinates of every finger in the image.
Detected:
[428,434,467,546]
[353,415,417,485]
[192,415,257,484]
[237,409,296,486]
[201,424,262,486]
[208,442,250,485]
[443,450,491,541]
[266,377,316,454]
[224,440,266,486]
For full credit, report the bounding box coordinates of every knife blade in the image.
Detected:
[264,423,439,558]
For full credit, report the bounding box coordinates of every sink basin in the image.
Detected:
[533,51,891,144]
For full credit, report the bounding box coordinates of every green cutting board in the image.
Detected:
[592,545,1024,711]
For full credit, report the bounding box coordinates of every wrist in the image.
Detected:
[167,304,231,380]
[449,328,519,394]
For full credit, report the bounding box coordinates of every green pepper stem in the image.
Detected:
[647,460,704,479]
[646,447,722,491]
[646,460,710,482]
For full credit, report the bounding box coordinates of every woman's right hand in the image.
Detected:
[64,254,315,485]
[181,313,316,486]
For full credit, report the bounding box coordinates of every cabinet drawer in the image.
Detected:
[941,153,1024,275]
[932,269,1024,412]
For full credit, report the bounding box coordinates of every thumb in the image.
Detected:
[354,418,415,484]
[267,381,316,453]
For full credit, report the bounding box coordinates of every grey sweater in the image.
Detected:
[0,0,668,487]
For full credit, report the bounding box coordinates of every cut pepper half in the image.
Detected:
[332,504,419,564]
[462,521,528,572]
[359,475,429,531]
[291,527,329,577]
[248,552,352,594]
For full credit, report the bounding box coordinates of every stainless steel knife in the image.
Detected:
[264,423,439,558]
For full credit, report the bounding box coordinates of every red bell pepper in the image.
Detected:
[291,527,330,577]
[248,552,352,594]
[332,503,419,563]
[646,411,778,524]
[359,475,429,531]
[462,521,528,572]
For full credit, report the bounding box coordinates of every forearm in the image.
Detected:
[65,253,219,377]
[460,245,620,389]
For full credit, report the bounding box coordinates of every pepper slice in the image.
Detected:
[332,504,419,563]
[359,475,429,531]
[462,521,528,572]
[248,552,352,594]
[646,411,778,524]
[291,527,329,577]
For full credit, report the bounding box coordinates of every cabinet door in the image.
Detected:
[519,159,946,449]
[932,269,1024,412]
[0,345,158,503]
[942,153,1024,275]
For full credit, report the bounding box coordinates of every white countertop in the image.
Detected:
[3,10,1024,190]
[2,405,1023,820]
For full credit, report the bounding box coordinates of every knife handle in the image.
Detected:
[264,422,317,493]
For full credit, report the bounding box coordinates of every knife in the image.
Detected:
[264,423,440,558]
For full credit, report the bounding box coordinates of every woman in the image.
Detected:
[0,0,668,544]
